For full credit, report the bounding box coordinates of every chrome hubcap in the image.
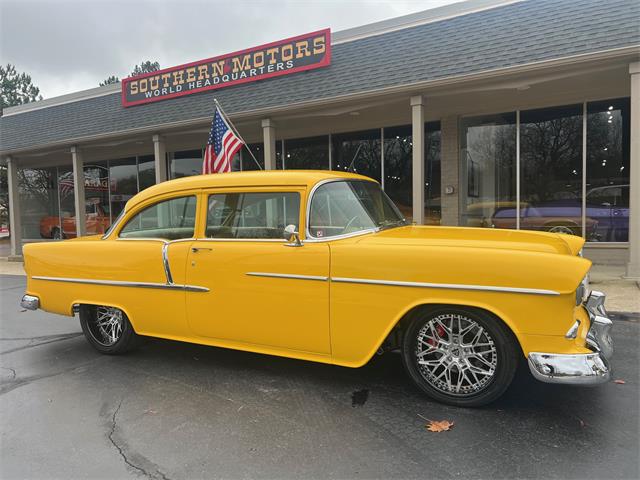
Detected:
[90,306,124,346]
[415,313,498,396]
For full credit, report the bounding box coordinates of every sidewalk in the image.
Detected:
[2,255,637,313]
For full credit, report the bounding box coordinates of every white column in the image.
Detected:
[262,119,276,170]
[6,156,23,259]
[411,96,425,224]
[152,134,167,183]
[626,62,640,279]
[71,145,86,237]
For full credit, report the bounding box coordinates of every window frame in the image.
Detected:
[305,178,404,242]
[197,186,305,242]
[114,193,199,242]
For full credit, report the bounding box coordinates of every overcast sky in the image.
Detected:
[0,0,461,99]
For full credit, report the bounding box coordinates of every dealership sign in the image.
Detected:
[121,29,331,107]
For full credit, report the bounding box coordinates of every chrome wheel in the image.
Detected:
[88,306,124,347]
[415,312,498,397]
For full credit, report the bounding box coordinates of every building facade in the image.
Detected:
[1,0,639,276]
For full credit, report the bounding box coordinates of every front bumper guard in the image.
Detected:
[528,290,613,385]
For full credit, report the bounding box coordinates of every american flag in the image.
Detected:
[202,107,243,174]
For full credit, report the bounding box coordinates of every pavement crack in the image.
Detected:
[107,399,172,480]
[0,333,83,355]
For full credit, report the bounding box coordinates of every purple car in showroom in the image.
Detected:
[491,185,629,242]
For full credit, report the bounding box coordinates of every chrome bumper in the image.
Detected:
[528,290,613,385]
[20,294,40,311]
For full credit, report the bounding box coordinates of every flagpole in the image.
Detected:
[213,98,263,171]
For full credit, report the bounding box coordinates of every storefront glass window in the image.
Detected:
[18,167,59,239]
[83,163,110,236]
[242,144,263,171]
[459,113,517,229]
[57,166,76,238]
[170,150,203,179]
[383,126,412,220]
[109,157,138,220]
[425,122,442,225]
[520,105,583,236]
[586,98,630,242]
[138,155,156,191]
[331,129,381,182]
[284,136,329,170]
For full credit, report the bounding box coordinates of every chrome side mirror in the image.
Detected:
[284,224,302,247]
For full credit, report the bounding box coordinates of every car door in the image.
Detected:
[185,187,331,354]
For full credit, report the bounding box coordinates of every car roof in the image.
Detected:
[127,170,375,210]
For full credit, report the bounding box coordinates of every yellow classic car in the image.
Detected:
[20,171,613,407]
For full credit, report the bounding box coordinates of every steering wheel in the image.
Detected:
[342,216,359,234]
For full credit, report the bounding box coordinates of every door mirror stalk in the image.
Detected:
[284,224,302,247]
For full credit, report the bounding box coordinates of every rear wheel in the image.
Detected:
[79,305,139,354]
[401,307,519,407]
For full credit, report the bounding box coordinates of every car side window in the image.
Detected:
[206,192,300,239]
[119,196,197,240]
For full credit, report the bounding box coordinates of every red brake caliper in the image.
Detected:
[427,324,447,347]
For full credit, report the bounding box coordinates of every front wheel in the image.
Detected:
[79,305,139,355]
[401,307,519,407]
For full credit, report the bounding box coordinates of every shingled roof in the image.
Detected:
[1,0,639,153]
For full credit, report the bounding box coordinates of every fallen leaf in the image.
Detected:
[426,420,454,432]
[578,419,586,428]
[614,379,626,384]
[144,409,157,415]
[418,414,454,432]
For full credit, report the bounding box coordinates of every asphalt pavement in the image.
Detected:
[1,274,638,480]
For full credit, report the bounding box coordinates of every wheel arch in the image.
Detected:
[376,299,524,359]
[71,300,139,333]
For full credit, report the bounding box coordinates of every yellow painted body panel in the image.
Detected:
[22,171,593,368]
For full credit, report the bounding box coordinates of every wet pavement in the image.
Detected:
[1,274,639,479]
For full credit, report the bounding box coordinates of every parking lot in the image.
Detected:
[1,273,638,479]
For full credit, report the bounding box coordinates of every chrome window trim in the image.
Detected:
[31,275,209,292]
[330,276,560,296]
[197,238,287,243]
[246,272,329,281]
[305,178,383,242]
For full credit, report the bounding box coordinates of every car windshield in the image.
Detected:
[308,180,407,238]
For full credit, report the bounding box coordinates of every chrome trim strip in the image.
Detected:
[330,276,560,296]
[246,272,328,281]
[32,275,209,292]
[162,243,174,284]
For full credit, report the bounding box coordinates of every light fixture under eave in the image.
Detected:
[349,111,360,116]
[516,85,531,91]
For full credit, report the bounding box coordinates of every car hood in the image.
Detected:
[355,225,584,256]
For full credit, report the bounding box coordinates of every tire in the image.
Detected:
[79,305,139,355]
[401,306,519,407]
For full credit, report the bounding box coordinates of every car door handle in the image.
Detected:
[191,247,213,253]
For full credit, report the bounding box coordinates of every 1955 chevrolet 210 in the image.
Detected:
[21,171,613,407]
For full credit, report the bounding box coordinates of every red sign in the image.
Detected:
[121,29,331,107]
